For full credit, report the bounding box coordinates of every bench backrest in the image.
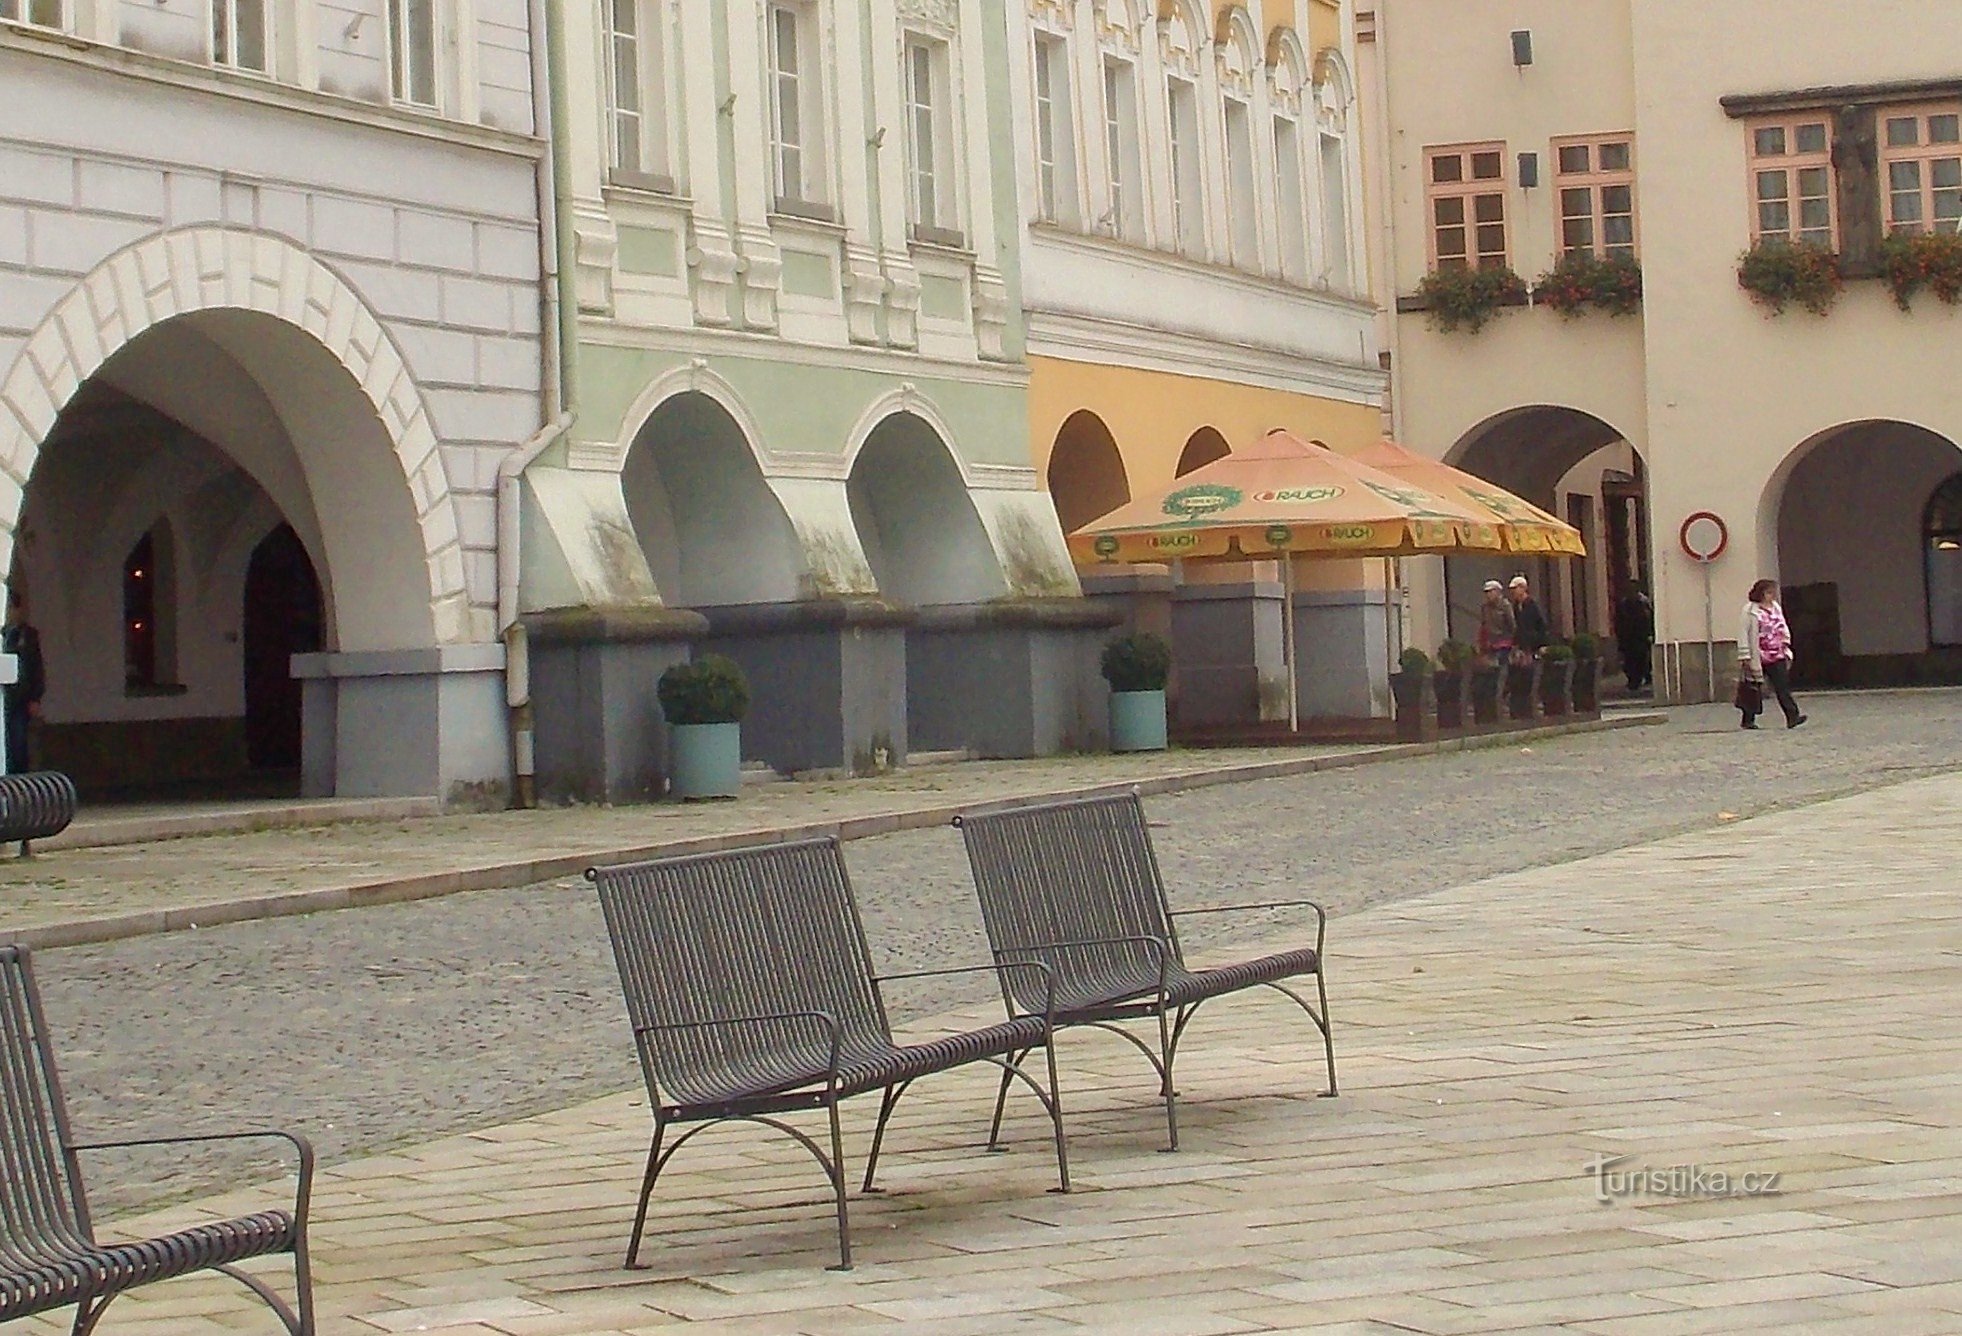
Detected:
[588,839,890,1107]
[957,792,1182,1014]
[0,946,92,1267]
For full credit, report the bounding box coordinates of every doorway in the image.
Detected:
[242,525,324,772]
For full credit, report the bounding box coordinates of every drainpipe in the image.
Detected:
[508,0,576,809]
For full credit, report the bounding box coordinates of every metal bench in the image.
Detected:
[0,770,76,856]
[955,791,1337,1151]
[0,944,314,1335]
[586,837,1070,1272]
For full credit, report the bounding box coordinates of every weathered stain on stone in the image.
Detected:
[992,506,1078,598]
[586,514,661,602]
[795,521,876,598]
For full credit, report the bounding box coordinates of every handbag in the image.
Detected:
[1734,676,1763,713]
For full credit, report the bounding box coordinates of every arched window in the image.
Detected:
[123,519,179,691]
[1927,472,1962,646]
[1159,0,1206,256]
[1268,29,1312,284]
[1215,10,1261,271]
[1315,53,1356,292]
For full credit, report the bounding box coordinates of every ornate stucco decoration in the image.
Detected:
[1096,0,1140,55]
[1028,0,1074,32]
[898,0,958,36]
[1158,0,1200,77]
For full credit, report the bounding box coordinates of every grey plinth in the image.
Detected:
[908,599,1122,758]
[1170,580,1286,726]
[1290,587,1396,720]
[524,607,707,805]
[696,600,911,776]
[292,644,509,807]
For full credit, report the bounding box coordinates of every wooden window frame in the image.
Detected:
[1552,133,1637,259]
[1880,101,1962,236]
[1746,114,1837,247]
[1424,141,1509,272]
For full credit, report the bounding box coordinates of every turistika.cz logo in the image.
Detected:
[1162,484,1243,520]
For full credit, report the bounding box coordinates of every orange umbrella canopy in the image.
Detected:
[1350,439,1587,556]
[1069,430,1504,563]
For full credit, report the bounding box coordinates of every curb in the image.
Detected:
[12,714,1662,952]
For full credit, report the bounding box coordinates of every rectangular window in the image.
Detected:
[1033,33,1077,226]
[388,0,437,106]
[1553,134,1636,258]
[608,0,669,180]
[1103,58,1143,240]
[1321,129,1352,290]
[1167,77,1204,255]
[1425,143,1508,271]
[769,3,827,208]
[1224,96,1257,268]
[212,0,268,71]
[1882,104,1962,235]
[0,0,66,29]
[905,36,956,235]
[1747,116,1834,246]
[1275,115,1308,282]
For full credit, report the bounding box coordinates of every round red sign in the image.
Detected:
[1679,511,1729,563]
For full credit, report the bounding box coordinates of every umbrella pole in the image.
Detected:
[1283,556,1299,735]
[1383,557,1398,693]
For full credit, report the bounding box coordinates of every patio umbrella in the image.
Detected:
[1072,430,1503,730]
[1350,438,1586,555]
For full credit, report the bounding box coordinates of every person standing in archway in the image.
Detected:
[1508,575,1551,658]
[1739,579,1806,731]
[3,590,46,774]
[1615,582,1655,694]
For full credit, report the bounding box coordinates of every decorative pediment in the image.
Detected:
[1029,0,1074,31]
[1095,0,1139,53]
[899,0,958,35]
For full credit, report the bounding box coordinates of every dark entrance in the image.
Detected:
[242,525,323,771]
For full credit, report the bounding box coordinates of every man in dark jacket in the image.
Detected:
[1614,582,1655,693]
[1507,575,1550,658]
[3,589,45,775]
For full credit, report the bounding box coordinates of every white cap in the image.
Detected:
[1483,579,1503,592]
[1509,575,1529,588]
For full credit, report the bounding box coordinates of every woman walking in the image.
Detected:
[1738,579,1806,730]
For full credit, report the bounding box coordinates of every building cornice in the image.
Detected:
[1721,76,1962,119]
[1026,307,1387,405]
[579,323,1031,389]
[1030,222,1379,318]
[0,24,542,159]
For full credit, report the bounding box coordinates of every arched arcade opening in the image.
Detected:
[1044,409,1129,537]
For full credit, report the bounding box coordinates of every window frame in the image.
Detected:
[1424,141,1510,273]
[0,0,66,32]
[605,0,674,190]
[1031,28,1079,227]
[1880,102,1962,236]
[903,31,961,242]
[1101,54,1143,242]
[387,0,439,108]
[1222,93,1258,269]
[1273,112,1308,283]
[1745,114,1837,248]
[768,0,830,214]
[210,0,270,74]
[1166,74,1204,256]
[1552,133,1638,260]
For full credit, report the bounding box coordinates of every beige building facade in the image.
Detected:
[1363,0,1962,697]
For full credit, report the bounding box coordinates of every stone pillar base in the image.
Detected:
[523,607,707,805]
[1291,588,1395,720]
[908,600,1122,758]
[1171,580,1285,725]
[697,600,911,776]
[1657,639,1741,704]
[292,644,508,807]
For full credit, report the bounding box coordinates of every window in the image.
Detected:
[1748,117,1834,246]
[1223,96,1258,268]
[1929,472,1962,646]
[123,524,178,691]
[1426,143,1508,271]
[0,0,64,29]
[905,35,957,236]
[607,0,669,181]
[211,0,268,71]
[1102,57,1143,240]
[1275,115,1308,282]
[1320,128,1352,289]
[769,2,827,208]
[388,0,437,106]
[1167,77,1204,255]
[1316,71,1354,291]
[1032,32,1078,226]
[1882,105,1962,235]
[1554,135,1637,258]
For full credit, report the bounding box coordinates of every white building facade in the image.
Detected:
[0,0,548,800]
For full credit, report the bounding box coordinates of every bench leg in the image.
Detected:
[984,1054,1020,1152]
[861,1081,913,1193]
[1316,968,1339,1098]
[212,1261,313,1336]
[70,1293,114,1336]
[1041,1038,1072,1194]
[825,1098,852,1271]
[624,1121,668,1269]
[1157,1006,1181,1152]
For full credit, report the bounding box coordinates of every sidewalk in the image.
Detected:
[29,770,1961,1336]
[0,716,1651,950]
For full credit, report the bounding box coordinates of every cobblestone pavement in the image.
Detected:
[20,768,1962,1335]
[28,691,1962,1217]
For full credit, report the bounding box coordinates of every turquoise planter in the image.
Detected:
[668,722,741,799]
[1109,689,1168,752]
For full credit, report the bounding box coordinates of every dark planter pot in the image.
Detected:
[1470,666,1503,725]
[1505,660,1542,721]
[1572,657,1601,715]
[1433,668,1468,730]
[1539,659,1575,716]
[1391,671,1438,742]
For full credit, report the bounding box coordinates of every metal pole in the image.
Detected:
[1283,556,1299,734]
[1702,561,1715,703]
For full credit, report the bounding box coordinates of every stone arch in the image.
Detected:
[0,225,470,646]
[847,407,1007,607]
[1046,409,1130,533]
[1177,425,1231,476]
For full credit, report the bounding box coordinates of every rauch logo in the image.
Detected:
[1254,486,1345,504]
[1161,484,1243,520]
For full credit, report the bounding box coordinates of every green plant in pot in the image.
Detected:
[1538,641,1576,717]
[1102,632,1172,752]
[657,654,750,799]
[1569,632,1602,714]
[1434,639,1472,730]
[1391,646,1438,743]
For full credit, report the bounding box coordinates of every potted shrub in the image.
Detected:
[1570,631,1602,715]
[1391,647,1438,743]
[657,654,750,799]
[1101,632,1172,752]
[1538,642,1576,717]
[1434,639,1473,730]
